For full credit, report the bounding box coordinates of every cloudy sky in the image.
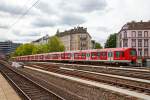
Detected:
[0,0,150,46]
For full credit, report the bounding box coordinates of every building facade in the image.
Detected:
[32,34,49,45]
[117,21,150,58]
[56,27,92,51]
[0,41,21,55]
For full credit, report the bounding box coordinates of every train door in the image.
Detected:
[108,51,113,63]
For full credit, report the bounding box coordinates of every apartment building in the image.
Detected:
[56,27,92,51]
[0,41,21,55]
[117,21,150,58]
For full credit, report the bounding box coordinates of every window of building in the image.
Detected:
[144,39,148,47]
[144,31,148,37]
[120,41,122,47]
[144,49,148,56]
[124,31,127,38]
[138,49,142,56]
[138,39,142,47]
[120,34,122,39]
[132,31,136,37]
[138,31,142,37]
[131,39,136,47]
[123,39,128,47]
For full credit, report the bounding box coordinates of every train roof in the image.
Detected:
[15,47,134,57]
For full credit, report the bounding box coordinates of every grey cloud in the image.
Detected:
[13,30,41,37]
[60,0,107,13]
[96,26,110,32]
[0,24,9,29]
[60,14,86,25]
[0,1,38,16]
[32,14,86,27]
[32,17,57,27]
[35,1,55,15]
[0,3,24,15]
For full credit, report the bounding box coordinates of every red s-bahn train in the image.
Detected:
[13,48,137,66]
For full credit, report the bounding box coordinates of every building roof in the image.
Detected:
[32,34,49,43]
[56,27,91,38]
[120,21,150,31]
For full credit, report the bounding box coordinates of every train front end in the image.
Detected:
[129,48,137,65]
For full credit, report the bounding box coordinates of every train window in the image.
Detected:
[74,53,79,59]
[130,49,136,56]
[82,53,85,57]
[67,53,71,58]
[97,52,101,56]
[108,52,112,57]
[61,54,65,58]
[86,53,90,57]
[91,52,97,58]
[121,52,124,57]
[116,51,120,58]
[101,52,107,56]
[81,53,86,59]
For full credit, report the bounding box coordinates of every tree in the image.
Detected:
[12,43,34,56]
[12,36,65,57]
[104,33,117,48]
[32,44,48,54]
[95,42,102,49]
[47,36,65,52]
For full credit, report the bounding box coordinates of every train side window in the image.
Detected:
[121,52,124,57]
[97,52,101,56]
[108,52,112,57]
[115,51,120,58]
[86,53,90,57]
[81,53,86,59]
[130,49,136,56]
[102,52,107,57]
[67,53,71,58]
[91,52,97,58]
[74,53,79,59]
[81,53,84,56]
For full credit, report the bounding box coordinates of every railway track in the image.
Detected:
[0,64,64,100]
[31,62,150,80]
[20,67,140,100]
[26,63,150,95]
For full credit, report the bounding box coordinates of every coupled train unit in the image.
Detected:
[13,48,137,65]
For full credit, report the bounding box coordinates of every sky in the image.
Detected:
[0,0,150,46]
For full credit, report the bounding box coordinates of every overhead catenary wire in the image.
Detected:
[8,0,40,30]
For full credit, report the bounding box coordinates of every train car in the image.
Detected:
[13,48,137,65]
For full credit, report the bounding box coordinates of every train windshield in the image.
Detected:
[130,49,137,56]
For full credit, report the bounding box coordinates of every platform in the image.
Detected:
[0,73,21,100]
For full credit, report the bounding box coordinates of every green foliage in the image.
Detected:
[32,44,48,54]
[95,42,102,49]
[104,33,117,48]
[12,36,65,57]
[47,36,65,52]
[12,43,35,56]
